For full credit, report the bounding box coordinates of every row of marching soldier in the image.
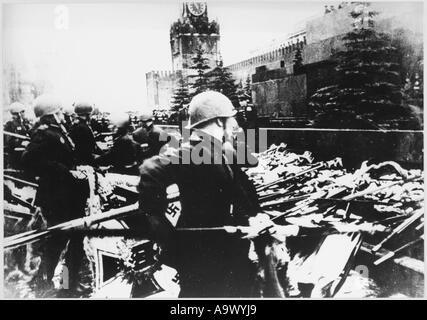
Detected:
[3,95,170,296]
[4,97,168,174]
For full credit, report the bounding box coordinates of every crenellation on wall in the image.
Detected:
[228,2,423,85]
[146,70,179,81]
[228,38,307,83]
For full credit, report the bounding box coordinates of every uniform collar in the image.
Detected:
[41,121,75,149]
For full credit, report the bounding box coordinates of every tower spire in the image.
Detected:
[170,2,220,74]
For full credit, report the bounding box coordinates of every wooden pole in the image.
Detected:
[4,202,139,250]
[4,131,30,140]
[4,175,39,188]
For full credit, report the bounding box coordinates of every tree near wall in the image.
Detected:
[169,72,190,125]
[236,75,254,109]
[236,79,244,99]
[170,72,190,112]
[208,60,240,108]
[189,47,211,96]
[244,75,253,102]
[309,2,412,129]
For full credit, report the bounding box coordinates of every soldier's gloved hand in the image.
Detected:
[21,140,30,147]
[70,170,87,179]
[241,214,300,240]
[249,213,272,227]
[240,213,274,239]
[270,225,299,242]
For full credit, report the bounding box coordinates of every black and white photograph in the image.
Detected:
[1,0,424,299]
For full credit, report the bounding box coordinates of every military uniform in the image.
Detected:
[22,117,89,294]
[69,118,98,166]
[63,114,74,131]
[132,124,172,161]
[95,130,141,175]
[90,117,103,135]
[4,118,31,168]
[138,132,260,297]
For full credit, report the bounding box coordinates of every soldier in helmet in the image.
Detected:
[4,102,32,168]
[94,112,141,175]
[132,111,172,162]
[137,91,268,297]
[69,101,101,166]
[21,94,89,296]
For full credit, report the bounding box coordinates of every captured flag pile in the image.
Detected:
[246,143,423,239]
[243,143,423,297]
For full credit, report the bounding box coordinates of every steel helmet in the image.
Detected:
[33,94,62,118]
[63,104,76,116]
[73,101,94,116]
[109,112,130,129]
[9,102,26,115]
[139,110,154,122]
[187,91,236,129]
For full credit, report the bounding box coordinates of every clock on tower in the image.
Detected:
[187,2,206,16]
[170,2,220,74]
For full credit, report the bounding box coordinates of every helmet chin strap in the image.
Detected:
[219,117,237,145]
[220,122,230,144]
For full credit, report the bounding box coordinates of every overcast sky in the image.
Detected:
[3,1,325,112]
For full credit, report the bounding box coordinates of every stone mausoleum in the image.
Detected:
[228,2,423,121]
[146,2,423,119]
